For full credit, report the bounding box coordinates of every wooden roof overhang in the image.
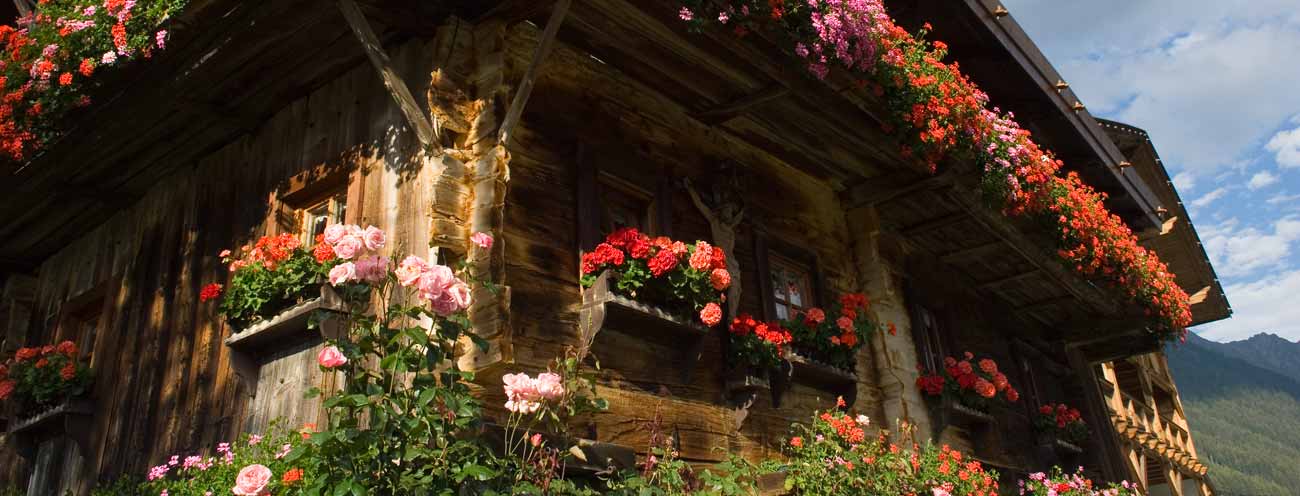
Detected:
[1098,119,1232,327]
[484,0,1165,359]
[0,0,1167,359]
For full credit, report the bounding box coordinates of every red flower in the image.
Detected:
[710,268,731,291]
[35,358,49,369]
[699,302,722,327]
[978,358,997,375]
[199,283,223,303]
[15,347,37,362]
[282,468,304,485]
[1005,387,1020,402]
[887,322,897,335]
[111,23,127,51]
[79,58,94,77]
[58,72,72,86]
[647,248,678,277]
[974,378,996,398]
[313,236,335,262]
[789,436,803,448]
[56,340,77,357]
[0,379,14,400]
[60,362,76,381]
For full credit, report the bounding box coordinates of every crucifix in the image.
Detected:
[683,170,745,319]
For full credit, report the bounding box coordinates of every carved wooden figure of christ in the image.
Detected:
[685,177,745,317]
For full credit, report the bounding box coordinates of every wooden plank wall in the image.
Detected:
[0,38,440,490]
[482,23,887,464]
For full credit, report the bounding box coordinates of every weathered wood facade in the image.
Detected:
[0,1,1227,494]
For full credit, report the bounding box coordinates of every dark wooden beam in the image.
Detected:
[843,171,953,209]
[899,212,968,236]
[939,241,1003,264]
[498,0,572,145]
[976,269,1039,290]
[338,0,437,147]
[1015,295,1074,313]
[695,84,790,125]
[474,0,558,24]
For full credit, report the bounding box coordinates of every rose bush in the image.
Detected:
[580,227,729,327]
[140,421,311,496]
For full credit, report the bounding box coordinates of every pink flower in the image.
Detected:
[355,256,389,283]
[394,255,428,286]
[534,372,565,400]
[932,488,951,496]
[678,7,693,21]
[710,268,731,291]
[317,345,347,368]
[470,232,494,250]
[231,464,272,496]
[689,242,713,271]
[530,433,543,447]
[323,224,347,245]
[836,316,854,332]
[428,293,461,317]
[362,225,386,252]
[155,30,167,49]
[503,373,542,414]
[805,308,826,324]
[101,51,116,65]
[328,262,356,286]
[699,302,722,327]
[332,235,363,260]
[856,415,870,426]
[448,282,472,309]
[219,249,231,258]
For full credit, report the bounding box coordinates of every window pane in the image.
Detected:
[772,269,787,302]
[789,281,803,307]
[775,304,788,320]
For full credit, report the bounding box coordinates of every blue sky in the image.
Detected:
[1000,0,1300,342]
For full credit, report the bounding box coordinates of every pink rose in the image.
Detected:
[328,262,356,286]
[470,232,494,250]
[355,256,389,283]
[333,235,363,260]
[428,293,460,317]
[448,282,472,310]
[317,345,347,368]
[503,373,542,414]
[534,372,565,400]
[362,225,386,252]
[231,464,272,496]
[322,224,347,245]
[530,433,543,447]
[394,255,428,287]
[417,265,455,300]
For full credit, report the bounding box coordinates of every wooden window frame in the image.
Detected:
[753,230,826,322]
[903,280,954,373]
[576,143,674,252]
[272,163,364,239]
[54,284,110,369]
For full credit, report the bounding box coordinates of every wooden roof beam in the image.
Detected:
[338,0,437,148]
[940,241,1003,264]
[843,170,953,209]
[1016,295,1074,312]
[498,0,571,145]
[899,211,968,236]
[977,269,1039,290]
[695,84,790,125]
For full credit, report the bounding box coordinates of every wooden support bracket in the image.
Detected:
[498,0,572,145]
[338,0,437,148]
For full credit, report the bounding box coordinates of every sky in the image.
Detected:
[999,0,1300,342]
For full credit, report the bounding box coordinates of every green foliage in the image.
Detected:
[778,295,874,371]
[217,237,334,330]
[1167,334,1300,496]
[1,341,92,408]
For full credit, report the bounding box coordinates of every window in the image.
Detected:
[911,303,947,373]
[299,192,348,247]
[598,172,654,235]
[770,254,813,320]
[576,145,673,251]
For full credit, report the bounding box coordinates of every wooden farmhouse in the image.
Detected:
[0,0,1230,494]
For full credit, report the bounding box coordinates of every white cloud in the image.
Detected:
[1248,171,1279,190]
[1200,216,1300,278]
[1267,192,1300,206]
[1002,0,1300,174]
[1266,126,1300,168]
[1189,187,1227,208]
[1196,268,1300,341]
[1172,172,1196,193]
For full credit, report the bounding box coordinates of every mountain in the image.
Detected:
[1166,332,1300,496]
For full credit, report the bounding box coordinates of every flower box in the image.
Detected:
[224,284,349,391]
[1036,433,1084,458]
[480,423,636,477]
[5,398,94,461]
[772,352,858,408]
[579,270,708,383]
[927,396,997,441]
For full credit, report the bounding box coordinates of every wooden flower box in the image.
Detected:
[5,398,95,461]
[579,271,709,383]
[773,352,857,408]
[928,396,997,442]
[224,283,349,391]
[480,423,637,477]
